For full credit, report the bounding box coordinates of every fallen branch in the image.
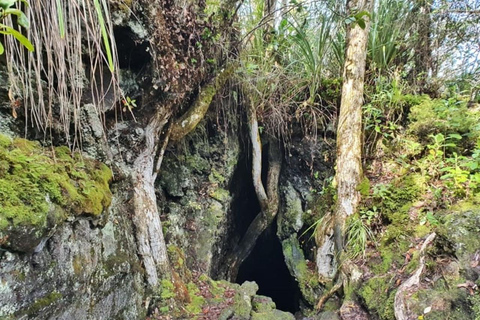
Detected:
[394,232,436,320]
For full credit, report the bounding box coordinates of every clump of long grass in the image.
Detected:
[345,214,374,259]
[368,0,412,75]
[3,0,119,148]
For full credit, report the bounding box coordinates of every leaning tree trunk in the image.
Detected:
[226,103,281,281]
[131,112,172,288]
[316,0,372,312]
[334,0,371,259]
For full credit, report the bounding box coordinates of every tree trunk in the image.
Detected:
[413,0,433,91]
[334,0,371,259]
[317,0,372,311]
[132,112,171,288]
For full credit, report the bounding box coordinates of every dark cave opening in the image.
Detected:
[113,26,150,72]
[236,223,301,313]
[223,143,301,314]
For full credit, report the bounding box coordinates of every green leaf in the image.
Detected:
[17,11,28,28]
[0,0,15,10]
[0,25,34,51]
[448,133,462,140]
[5,9,29,28]
[354,10,371,20]
[55,0,65,38]
[0,41,4,55]
[93,0,114,72]
[357,19,366,29]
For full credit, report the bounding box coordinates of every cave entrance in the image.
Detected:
[224,149,301,313]
[236,223,301,313]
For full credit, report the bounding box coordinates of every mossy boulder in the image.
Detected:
[251,295,276,313]
[358,276,396,320]
[0,135,112,252]
[281,235,320,306]
[251,309,295,320]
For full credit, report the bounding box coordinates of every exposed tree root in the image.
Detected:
[225,104,282,280]
[394,232,436,320]
[316,276,343,310]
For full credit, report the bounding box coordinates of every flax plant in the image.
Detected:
[368,0,411,75]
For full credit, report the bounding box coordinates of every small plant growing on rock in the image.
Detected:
[0,0,33,54]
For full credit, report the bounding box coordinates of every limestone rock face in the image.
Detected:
[159,132,240,275]
[0,181,144,319]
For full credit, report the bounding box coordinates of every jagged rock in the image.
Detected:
[252,295,276,312]
[282,235,321,306]
[277,182,304,239]
[0,182,144,319]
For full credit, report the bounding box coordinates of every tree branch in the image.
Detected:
[170,65,235,142]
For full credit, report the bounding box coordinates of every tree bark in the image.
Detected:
[132,112,171,288]
[334,0,371,258]
[316,0,372,311]
[170,65,235,142]
[413,0,433,91]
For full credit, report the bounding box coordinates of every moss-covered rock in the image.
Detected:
[160,128,239,275]
[251,309,295,320]
[359,276,396,320]
[251,295,276,313]
[281,235,321,306]
[0,135,112,252]
[277,182,304,239]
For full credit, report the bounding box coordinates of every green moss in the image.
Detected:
[372,233,410,275]
[26,291,62,316]
[208,168,225,184]
[408,97,479,147]
[185,282,206,314]
[209,187,230,202]
[359,277,396,320]
[0,134,113,251]
[0,134,12,148]
[251,310,295,320]
[414,224,431,238]
[167,245,192,281]
[357,177,371,197]
[252,295,276,312]
[160,279,176,300]
[184,154,210,174]
[281,236,319,305]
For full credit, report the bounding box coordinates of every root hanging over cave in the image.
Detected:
[225,104,282,281]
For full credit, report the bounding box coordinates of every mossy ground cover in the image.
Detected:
[148,271,241,319]
[0,134,112,251]
[350,93,480,319]
[148,246,294,320]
